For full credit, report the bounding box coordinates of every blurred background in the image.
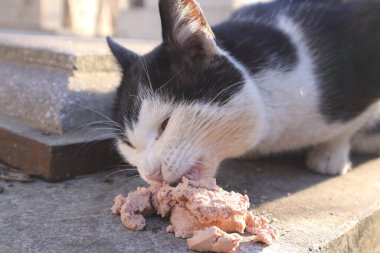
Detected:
[0,0,271,40]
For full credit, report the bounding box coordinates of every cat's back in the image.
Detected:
[231,0,380,58]
[293,0,380,122]
[224,0,380,123]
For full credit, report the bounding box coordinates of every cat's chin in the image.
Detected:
[183,163,203,181]
[179,157,218,183]
[141,165,205,186]
[169,165,207,186]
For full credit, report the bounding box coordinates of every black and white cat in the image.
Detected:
[107,0,380,185]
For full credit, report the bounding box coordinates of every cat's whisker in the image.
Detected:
[83,127,121,133]
[77,120,120,128]
[105,164,137,169]
[74,125,121,137]
[191,103,243,142]
[106,168,138,172]
[183,161,208,167]
[138,56,154,92]
[63,120,122,137]
[155,71,181,95]
[69,102,123,131]
[187,112,219,144]
[104,164,138,171]
[128,95,140,99]
[118,173,141,184]
[180,156,211,173]
[208,80,246,104]
[103,168,139,180]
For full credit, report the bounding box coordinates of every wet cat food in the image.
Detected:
[112,178,278,252]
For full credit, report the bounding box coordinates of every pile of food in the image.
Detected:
[112,177,278,253]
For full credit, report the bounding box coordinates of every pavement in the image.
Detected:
[1,154,380,253]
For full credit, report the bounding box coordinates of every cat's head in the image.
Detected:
[108,0,261,185]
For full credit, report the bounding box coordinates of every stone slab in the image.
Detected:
[0,155,379,252]
[0,32,158,133]
[0,115,120,181]
[0,33,157,180]
[0,32,156,71]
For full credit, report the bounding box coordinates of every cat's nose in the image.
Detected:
[146,168,163,182]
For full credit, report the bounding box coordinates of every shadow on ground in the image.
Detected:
[217,153,377,205]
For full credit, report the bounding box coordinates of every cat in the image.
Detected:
[107,0,380,185]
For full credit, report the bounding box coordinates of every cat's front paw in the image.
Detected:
[306,142,352,175]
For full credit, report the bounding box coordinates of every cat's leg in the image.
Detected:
[351,116,380,155]
[306,135,352,175]
[351,131,380,155]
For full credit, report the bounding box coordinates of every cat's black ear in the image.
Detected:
[158,0,218,65]
[107,36,139,70]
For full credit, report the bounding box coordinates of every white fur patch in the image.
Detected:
[117,60,270,184]
[245,16,376,156]
[306,135,352,175]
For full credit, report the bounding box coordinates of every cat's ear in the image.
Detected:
[158,0,218,65]
[107,36,139,70]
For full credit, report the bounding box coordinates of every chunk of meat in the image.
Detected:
[157,177,250,236]
[111,194,125,215]
[169,205,202,238]
[246,224,279,245]
[187,226,242,253]
[117,186,155,231]
[120,212,146,231]
[245,212,279,245]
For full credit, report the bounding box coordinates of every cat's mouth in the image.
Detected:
[166,160,206,186]
[184,163,203,181]
[181,158,206,182]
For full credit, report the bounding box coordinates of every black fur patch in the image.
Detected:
[145,46,244,104]
[300,1,380,122]
[113,63,143,132]
[114,44,244,130]
[213,21,297,74]
[232,0,380,123]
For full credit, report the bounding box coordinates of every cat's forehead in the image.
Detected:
[117,44,245,129]
[148,46,244,101]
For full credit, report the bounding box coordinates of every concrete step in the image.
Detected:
[0,155,379,252]
[0,32,157,133]
[219,156,380,253]
[0,115,119,181]
[0,32,158,180]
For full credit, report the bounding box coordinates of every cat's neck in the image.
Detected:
[217,46,267,150]
[216,16,323,154]
[213,18,297,76]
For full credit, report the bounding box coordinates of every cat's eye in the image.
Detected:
[123,138,135,149]
[160,117,170,134]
